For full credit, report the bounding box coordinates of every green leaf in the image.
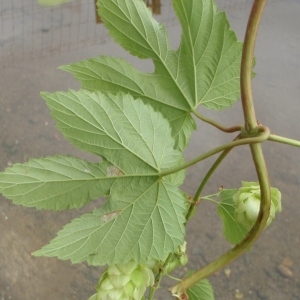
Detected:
[41,90,182,175]
[0,156,117,210]
[98,0,170,60]
[60,55,195,152]
[87,294,97,300]
[173,0,243,110]
[99,0,242,111]
[0,90,185,212]
[34,177,187,265]
[166,165,186,187]
[61,0,242,150]
[187,277,214,300]
[217,189,249,245]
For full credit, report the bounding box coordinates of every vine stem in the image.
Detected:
[160,127,269,178]
[170,0,271,297]
[192,109,242,133]
[240,0,267,130]
[170,146,271,295]
[169,147,270,293]
[269,134,300,147]
[148,253,173,300]
[185,147,233,221]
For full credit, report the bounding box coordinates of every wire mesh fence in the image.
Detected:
[0,0,254,68]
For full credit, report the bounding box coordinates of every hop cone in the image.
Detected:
[94,260,155,300]
[233,181,282,229]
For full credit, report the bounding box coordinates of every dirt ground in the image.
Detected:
[0,1,300,299]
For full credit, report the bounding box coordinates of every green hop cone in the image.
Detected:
[141,242,188,276]
[233,182,282,230]
[95,260,154,300]
[163,242,188,274]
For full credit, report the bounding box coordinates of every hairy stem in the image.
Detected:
[269,134,300,147]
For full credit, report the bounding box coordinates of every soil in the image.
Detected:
[0,1,300,300]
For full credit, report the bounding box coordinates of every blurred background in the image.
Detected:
[0,0,299,299]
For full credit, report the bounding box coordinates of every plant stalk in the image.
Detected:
[240,0,267,131]
[269,134,300,147]
[192,109,242,133]
[148,253,175,300]
[170,0,271,296]
[170,144,270,293]
[171,143,271,296]
[185,147,233,221]
[160,127,269,177]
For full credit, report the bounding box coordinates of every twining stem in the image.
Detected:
[170,144,271,296]
[160,127,269,177]
[185,147,234,221]
[269,134,300,148]
[192,109,242,133]
[170,0,271,296]
[240,0,267,131]
[148,253,173,300]
[169,144,271,292]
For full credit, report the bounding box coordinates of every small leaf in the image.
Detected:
[217,190,249,245]
[0,156,115,210]
[41,90,182,175]
[187,278,215,300]
[34,177,187,265]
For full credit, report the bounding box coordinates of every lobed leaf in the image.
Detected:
[41,90,182,175]
[0,156,116,210]
[3,0,246,273]
[217,189,249,245]
[34,177,187,265]
[62,0,243,150]
[60,53,195,153]
[0,90,184,212]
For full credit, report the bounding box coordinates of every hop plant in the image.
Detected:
[233,182,282,230]
[93,260,155,300]
[164,242,188,274]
